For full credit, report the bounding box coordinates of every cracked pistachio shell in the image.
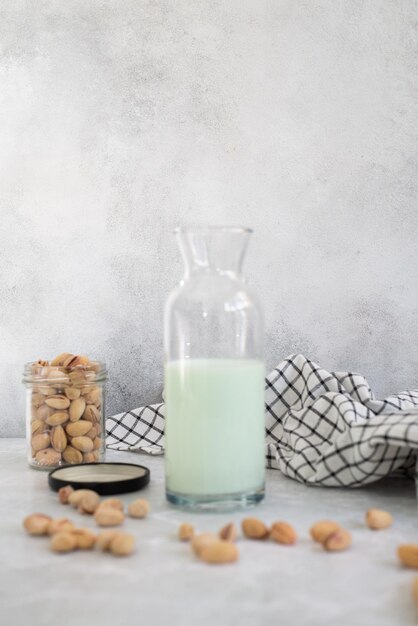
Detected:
[83,404,100,422]
[50,352,73,366]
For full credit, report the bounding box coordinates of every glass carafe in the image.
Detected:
[164,226,265,510]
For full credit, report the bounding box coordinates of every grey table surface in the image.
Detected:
[1,439,418,626]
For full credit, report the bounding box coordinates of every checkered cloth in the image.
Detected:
[106,354,418,487]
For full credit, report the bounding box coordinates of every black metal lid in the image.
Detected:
[48,462,150,495]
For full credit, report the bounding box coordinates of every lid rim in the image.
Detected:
[48,462,150,495]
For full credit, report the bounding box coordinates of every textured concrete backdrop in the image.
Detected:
[1,1,417,436]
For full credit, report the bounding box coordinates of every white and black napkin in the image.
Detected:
[106,354,418,487]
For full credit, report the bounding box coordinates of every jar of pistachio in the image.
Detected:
[23,353,107,469]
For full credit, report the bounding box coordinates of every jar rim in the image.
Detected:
[173,225,253,235]
[22,360,107,384]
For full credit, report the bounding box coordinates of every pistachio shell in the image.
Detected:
[96,530,118,551]
[50,531,77,553]
[84,387,101,406]
[128,499,149,519]
[45,396,70,410]
[94,508,125,527]
[83,452,96,462]
[47,370,69,384]
[85,425,97,440]
[47,518,76,535]
[83,404,100,422]
[35,404,54,421]
[46,412,69,426]
[23,513,52,536]
[68,370,87,385]
[37,385,57,396]
[63,355,89,368]
[62,446,83,464]
[31,393,45,408]
[71,436,94,453]
[32,433,50,452]
[69,397,86,422]
[71,528,97,549]
[64,386,81,400]
[51,426,67,452]
[35,448,61,466]
[93,437,102,451]
[66,420,92,437]
[31,419,44,435]
[109,533,135,556]
[51,352,73,366]
[68,489,99,507]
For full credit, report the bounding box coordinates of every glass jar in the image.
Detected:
[23,356,107,470]
[164,226,265,510]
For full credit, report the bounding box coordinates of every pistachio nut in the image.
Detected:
[46,411,69,427]
[83,404,100,422]
[46,370,69,384]
[35,404,53,421]
[35,448,61,466]
[98,499,124,512]
[47,518,76,536]
[199,541,239,564]
[68,489,99,507]
[37,385,57,396]
[94,508,125,527]
[31,419,44,435]
[32,433,51,452]
[69,397,86,422]
[58,485,74,504]
[128,499,149,519]
[64,386,81,400]
[82,452,96,462]
[50,531,77,553]
[51,352,74,367]
[51,426,67,452]
[71,436,94,453]
[71,528,97,549]
[96,530,119,551]
[63,354,89,368]
[109,533,135,557]
[62,446,83,464]
[23,513,52,536]
[178,523,195,541]
[84,387,101,406]
[31,393,45,408]
[65,420,92,437]
[45,396,70,410]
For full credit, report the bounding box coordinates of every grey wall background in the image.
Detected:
[1,0,417,437]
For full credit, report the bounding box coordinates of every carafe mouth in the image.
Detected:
[174,225,252,276]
